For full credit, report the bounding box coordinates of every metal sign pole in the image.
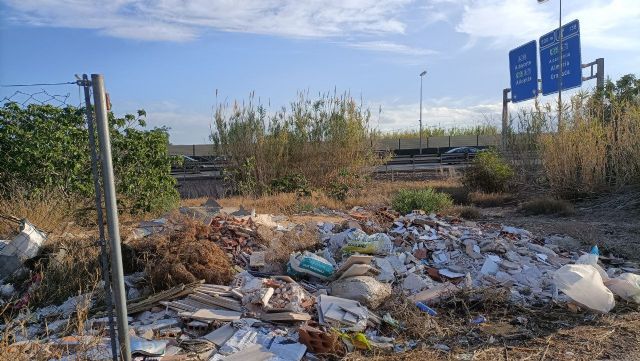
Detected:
[558,0,563,129]
[502,88,511,150]
[91,73,132,361]
[79,74,118,361]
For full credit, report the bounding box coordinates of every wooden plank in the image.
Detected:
[189,292,243,311]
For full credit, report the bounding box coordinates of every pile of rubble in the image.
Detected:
[1,206,639,360]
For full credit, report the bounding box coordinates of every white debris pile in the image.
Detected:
[317,211,640,309]
[2,209,640,360]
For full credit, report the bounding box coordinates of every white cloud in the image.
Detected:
[346,41,438,55]
[371,100,502,132]
[147,110,213,144]
[2,0,414,41]
[455,0,640,50]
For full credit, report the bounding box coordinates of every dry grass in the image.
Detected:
[205,180,464,215]
[346,287,640,361]
[0,186,80,239]
[212,93,384,196]
[508,93,640,197]
[540,98,640,197]
[130,214,235,290]
[260,225,321,264]
[443,205,482,220]
[469,192,516,208]
[0,184,155,311]
[519,197,575,216]
[30,238,103,309]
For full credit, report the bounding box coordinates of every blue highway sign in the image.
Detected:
[539,19,582,95]
[509,40,538,102]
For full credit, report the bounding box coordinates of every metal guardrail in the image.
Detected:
[171,153,474,178]
[385,153,475,165]
[168,135,502,156]
[171,161,228,176]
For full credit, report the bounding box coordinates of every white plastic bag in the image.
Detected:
[576,254,609,281]
[0,221,46,260]
[605,273,640,303]
[553,264,615,313]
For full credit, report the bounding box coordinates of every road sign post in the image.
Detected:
[509,41,538,103]
[539,19,582,95]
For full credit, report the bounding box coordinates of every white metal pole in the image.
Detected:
[91,74,132,361]
[558,0,563,129]
[419,75,423,155]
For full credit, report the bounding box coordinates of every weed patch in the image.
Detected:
[450,205,482,219]
[433,185,469,205]
[520,197,575,216]
[211,92,382,196]
[469,192,515,208]
[463,150,514,193]
[392,188,453,215]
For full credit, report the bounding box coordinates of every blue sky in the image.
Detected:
[1,0,639,143]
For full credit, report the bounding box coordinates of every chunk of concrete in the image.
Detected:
[330,276,391,309]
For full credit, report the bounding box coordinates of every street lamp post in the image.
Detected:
[538,0,563,129]
[419,70,427,154]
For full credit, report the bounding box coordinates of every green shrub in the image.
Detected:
[327,169,366,201]
[463,150,514,193]
[392,188,453,215]
[519,197,575,216]
[270,173,310,196]
[433,185,470,204]
[0,103,179,214]
[211,92,381,196]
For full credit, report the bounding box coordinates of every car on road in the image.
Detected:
[444,146,481,154]
[442,147,483,164]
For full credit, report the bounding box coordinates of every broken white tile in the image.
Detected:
[480,259,499,275]
[402,273,433,293]
[439,269,466,278]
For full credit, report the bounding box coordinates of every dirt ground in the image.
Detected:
[480,201,640,263]
[172,178,640,361]
[201,188,640,361]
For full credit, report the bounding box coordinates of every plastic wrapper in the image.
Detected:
[553,264,615,313]
[342,233,393,255]
[605,273,640,303]
[287,251,335,279]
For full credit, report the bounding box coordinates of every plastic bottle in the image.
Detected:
[576,244,608,281]
[584,244,599,266]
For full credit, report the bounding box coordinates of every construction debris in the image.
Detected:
[3,207,640,360]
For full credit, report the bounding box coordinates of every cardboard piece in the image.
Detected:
[337,264,380,280]
[335,255,374,275]
[408,282,459,303]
